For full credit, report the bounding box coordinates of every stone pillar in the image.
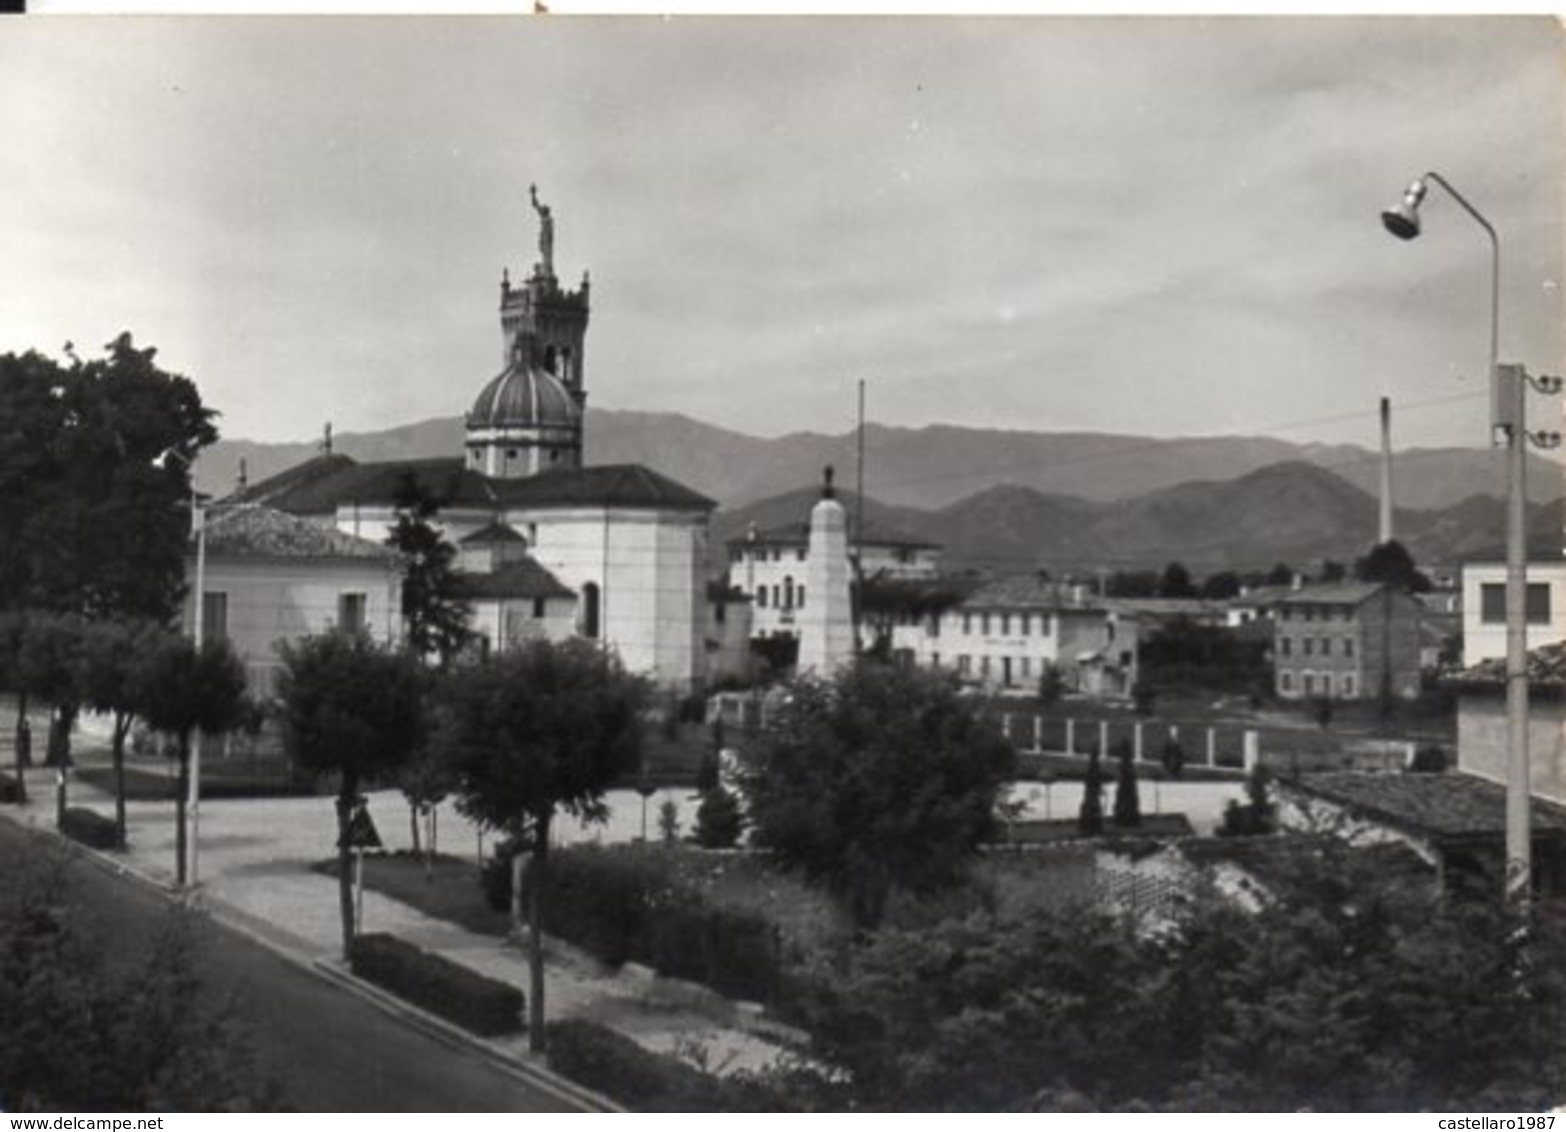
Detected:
[1033,715,1044,754]
[1206,728,1216,767]
[1065,719,1075,756]
[1134,722,1144,763]
[1243,730,1260,772]
[797,471,854,677]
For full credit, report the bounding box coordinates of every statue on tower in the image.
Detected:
[529,183,555,276]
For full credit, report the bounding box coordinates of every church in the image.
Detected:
[233,189,725,690]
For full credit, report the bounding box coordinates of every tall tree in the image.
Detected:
[275,632,427,959]
[386,472,472,666]
[1354,539,1432,593]
[1158,561,1197,599]
[1078,743,1105,836]
[1111,738,1141,828]
[79,618,166,845]
[135,635,248,885]
[738,661,1016,930]
[435,638,645,1050]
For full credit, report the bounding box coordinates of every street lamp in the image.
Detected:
[155,446,207,888]
[1381,171,1532,905]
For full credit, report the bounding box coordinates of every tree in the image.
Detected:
[1319,559,1348,583]
[1105,570,1159,599]
[1265,562,1295,587]
[1199,570,1241,600]
[386,471,472,666]
[136,635,248,885]
[1078,743,1105,836]
[855,573,975,658]
[739,661,1016,930]
[275,632,427,959]
[1111,738,1141,828]
[78,618,166,845]
[0,849,280,1110]
[1355,539,1432,593]
[693,785,745,849]
[435,638,645,1050]
[1157,561,1196,599]
[16,611,89,771]
[17,336,217,624]
[1037,662,1065,707]
[398,746,453,871]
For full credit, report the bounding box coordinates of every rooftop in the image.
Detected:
[730,517,938,550]
[1283,771,1566,844]
[236,456,714,515]
[959,574,1103,612]
[200,505,400,562]
[455,557,574,601]
[1275,582,1389,607]
[1445,639,1566,694]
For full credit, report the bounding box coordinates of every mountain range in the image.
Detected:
[200,409,1566,576]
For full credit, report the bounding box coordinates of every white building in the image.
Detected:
[183,505,404,696]
[1459,559,1566,668]
[726,514,939,640]
[233,193,720,690]
[887,574,1138,697]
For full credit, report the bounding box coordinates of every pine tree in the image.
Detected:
[1079,745,1105,836]
[1112,738,1141,828]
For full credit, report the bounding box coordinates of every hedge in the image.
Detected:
[59,807,120,850]
[0,772,23,804]
[546,1018,772,1112]
[349,932,523,1036]
[492,845,787,1004]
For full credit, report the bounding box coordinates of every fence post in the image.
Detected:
[1033,715,1044,754]
[1066,718,1075,756]
[1134,722,1144,763]
[1243,730,1259,772]
[1206,727,1216,767]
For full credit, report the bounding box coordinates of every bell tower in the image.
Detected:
[498,184,590,410]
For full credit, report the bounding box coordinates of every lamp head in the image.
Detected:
[152,446,189,471]
[1381,178,1428,241]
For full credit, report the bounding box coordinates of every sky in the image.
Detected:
[0,16,1561,454]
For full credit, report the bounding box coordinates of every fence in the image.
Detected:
[999,712,1257,772]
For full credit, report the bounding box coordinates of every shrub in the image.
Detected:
[0,772,23,804]
[1409,746,1449,774]
[512,845,787,1003]
[58,806,121,850]
[546,1018,750,1111]
[693,786,744,849]
[349,932,523,1036]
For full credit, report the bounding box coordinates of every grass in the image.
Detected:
[74,760,320,801]
[313,851,514,937]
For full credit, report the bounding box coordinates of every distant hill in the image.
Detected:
[198,408,1563,574]
[198,407,1564,512]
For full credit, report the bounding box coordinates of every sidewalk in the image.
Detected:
[2,740,803,1085]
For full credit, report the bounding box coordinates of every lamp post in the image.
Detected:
[1381,172,1528,904]
[156,447,206,888]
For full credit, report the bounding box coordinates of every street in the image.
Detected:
[0,821,584,1113]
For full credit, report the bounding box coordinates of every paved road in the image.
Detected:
[0,821,581,1112]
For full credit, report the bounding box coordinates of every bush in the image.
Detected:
[0,772,23,804]
[508,845,787,1003]
[58,806,121,850]
[693,786,744,849]
[1409,746,1449,774]
[349,932,523,1036]
[547,1018,737,1111]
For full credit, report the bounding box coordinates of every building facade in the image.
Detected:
[1271,582,1422,701]
[1459,559,1566,668]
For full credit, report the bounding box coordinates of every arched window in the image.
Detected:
[783,575,795,610]
[581,582,600,639]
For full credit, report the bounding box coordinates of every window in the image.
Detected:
[797,548,806,562]
[582,582,601,639]
[1000,614,1011,635]
[783,575,795,610]
[1020,657,1032,678]
[773,549,783,563]
[981,613,991,635]
[772,585,781,608]
[338,592,367,635]
[980,656,991,677]
[1480,582,1551,625]
[1019,613,1031,636]
[1344,637,1354,658]
[756,586,768,608]
[1341,673,1356,697]
[931,652,941,668]
[1303,637,1314,657]
[957,655,972,674]
[1280,637,1292,658]
[533,597,547,619]
[1303,672,1316,696]
[962,613,972,635]
[798,586,806,608]
[1280,671,1293,693]
[201,592,228,644]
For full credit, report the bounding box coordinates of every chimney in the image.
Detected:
[1378,396,1394,544]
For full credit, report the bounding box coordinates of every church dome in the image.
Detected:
[468,364,580,430]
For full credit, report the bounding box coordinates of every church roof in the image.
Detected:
[238,456,714,516]
[456,557,574,601]
[459,521,527,545]
[200,505,399,563]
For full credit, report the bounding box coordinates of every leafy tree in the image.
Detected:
[1078,743,1105,836]
[386,472,472,666]
[1131,680,1156,716]
[275,632,427,959]
[1319,559,1348,583]
[1037,662,1065,707]
[16,611,89,770]
[398,746,453,868]
[1265,562,1295,587]
[855,572,975,657]
[657,798,682,845]
[0,850,280,1110]
[78,618,166,845]
[1105,570,1159,599]
[1199,570,1241,600]
[741,662,1015,930]
[1157,561,1196,599]
[136,635,248,885]
[1218,763,1276,838]
[693,786,745,849]
[1355,539,1432,593]
[435,638,645,1049]
[1138,617,1270,697]
[1111,738,1141,828]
